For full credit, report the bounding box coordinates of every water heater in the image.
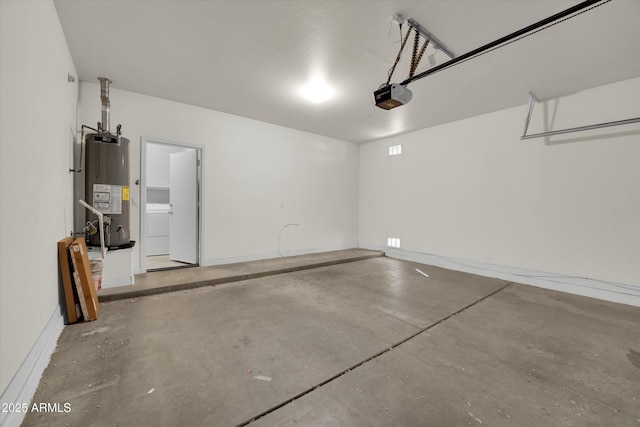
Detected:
[83,78,134,249]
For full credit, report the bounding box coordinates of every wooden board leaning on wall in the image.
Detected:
[58,237,99,322]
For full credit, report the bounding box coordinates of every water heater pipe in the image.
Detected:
[98,77,111,134]
[79,199,106,258]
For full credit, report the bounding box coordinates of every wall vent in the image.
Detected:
[387,237,401,248]
[388,145,402,156]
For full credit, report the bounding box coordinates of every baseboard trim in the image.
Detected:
[0,307,64,427]
[373,247,640,308]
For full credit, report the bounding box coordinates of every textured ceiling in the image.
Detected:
[53,0,640,143]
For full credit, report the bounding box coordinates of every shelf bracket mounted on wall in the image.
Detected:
[521,91,640,140]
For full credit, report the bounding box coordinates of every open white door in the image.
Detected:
[169,150,198,264]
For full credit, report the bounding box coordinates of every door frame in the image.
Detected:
[139,136,204,274]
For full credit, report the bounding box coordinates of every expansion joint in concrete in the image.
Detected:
[235,282,513,426]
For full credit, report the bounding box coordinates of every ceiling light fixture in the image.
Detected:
[299,75,335,104]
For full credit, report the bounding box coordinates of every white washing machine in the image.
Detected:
[146,203,170,256]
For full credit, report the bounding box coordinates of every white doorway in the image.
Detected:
[140,137,203,272]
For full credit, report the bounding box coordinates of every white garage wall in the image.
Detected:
[78,83,359,271]
[0,0,77,413]
[360,77,640,305]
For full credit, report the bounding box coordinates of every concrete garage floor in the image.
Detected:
[23,255,640,426]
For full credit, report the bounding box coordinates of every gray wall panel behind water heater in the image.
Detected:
[84,133,131,247]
